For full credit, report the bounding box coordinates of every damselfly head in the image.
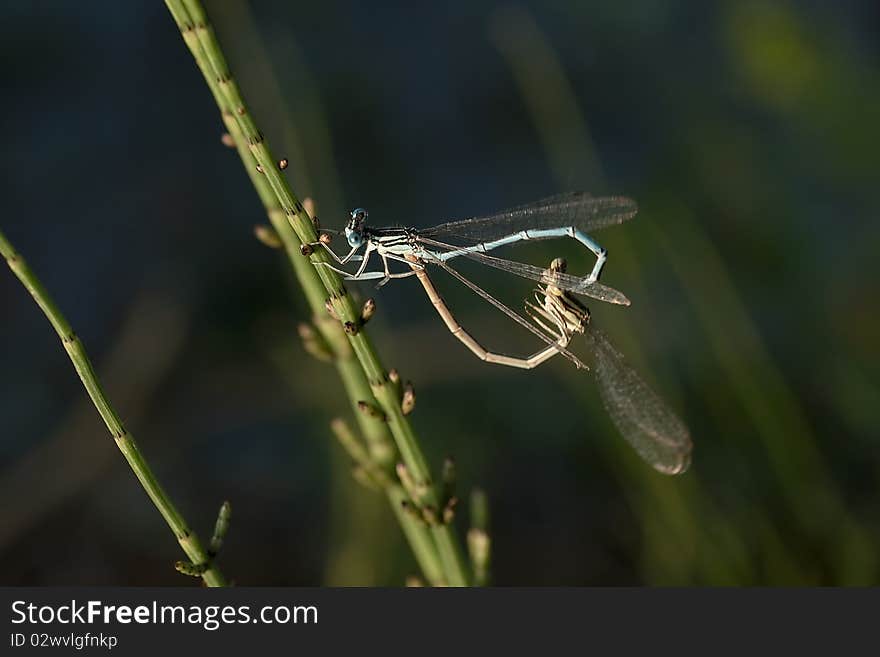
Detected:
[346,208,368,247]
[549,257,567,273]
[526,257,590,338]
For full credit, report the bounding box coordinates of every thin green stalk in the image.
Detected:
[329,417,444,585]
[178,27,445,581]
[164,0,468,584]
[0,230,226,587]
[386,486,446,585]
[236,101,445,587]
[468,489,491,586]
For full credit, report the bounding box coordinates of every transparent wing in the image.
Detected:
[420,192,637,243]
[584,326,692,475]
[417,237,631,306]
[428,258,587,370]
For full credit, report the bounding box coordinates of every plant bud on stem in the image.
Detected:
[401,381,416,415]
[253,224,282,249]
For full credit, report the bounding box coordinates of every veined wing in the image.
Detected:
[419,192,637,243]
[584,326,692,475]
[417,237,631,306]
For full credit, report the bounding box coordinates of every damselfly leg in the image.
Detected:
[406,255,580,370]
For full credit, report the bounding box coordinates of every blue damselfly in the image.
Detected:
[309,192,636,368]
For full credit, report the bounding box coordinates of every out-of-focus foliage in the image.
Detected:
[0,0,877,585]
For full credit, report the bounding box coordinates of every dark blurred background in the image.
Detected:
[1,0,878,585]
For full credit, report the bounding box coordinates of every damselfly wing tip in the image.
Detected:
[653,447,692,476]
[607,289,631,306]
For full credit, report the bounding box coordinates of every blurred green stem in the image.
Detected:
[0,229,227,587]
[468,489,491,586]
[165,0,468,585]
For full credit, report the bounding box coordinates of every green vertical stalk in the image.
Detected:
[165,0,468,584]
[0,230,226,587]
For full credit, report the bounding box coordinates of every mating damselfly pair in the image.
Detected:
[306,192,692,475]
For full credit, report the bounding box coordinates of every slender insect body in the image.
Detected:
[370,228,418,255]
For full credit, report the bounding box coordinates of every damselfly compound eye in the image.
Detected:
[345,228,364,248]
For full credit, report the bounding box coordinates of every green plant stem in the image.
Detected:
[164,0,468,584]
[386,486,445,585]
[0,230,226,587]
